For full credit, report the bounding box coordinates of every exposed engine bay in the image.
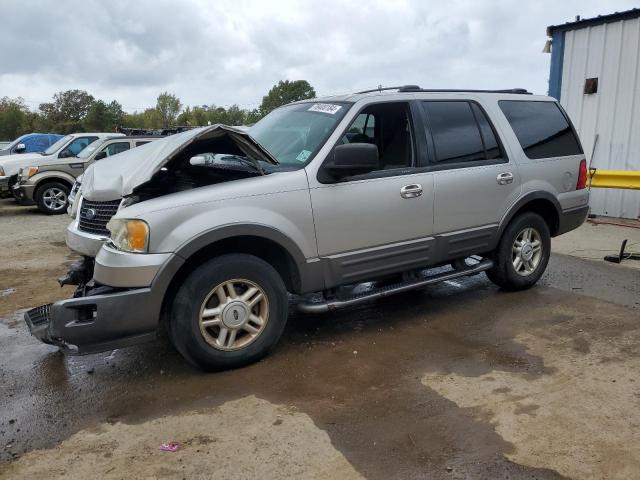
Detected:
[124,126,279,204]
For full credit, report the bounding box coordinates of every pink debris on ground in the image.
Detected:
[159,442,179,452]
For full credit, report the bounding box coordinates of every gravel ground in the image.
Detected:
[0,199,76,316]
[1,197,639,479]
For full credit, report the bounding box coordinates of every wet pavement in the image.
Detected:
[1,249,639,479]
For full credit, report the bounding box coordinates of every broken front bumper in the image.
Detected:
[12,183,35,205]
[24,250,184,355]
[0,176,11,198]
[24,288,158,354]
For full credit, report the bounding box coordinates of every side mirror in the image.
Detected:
[14,143,26,153]
[323,143,379,180]
[59,150,75,159]
[94,151,107,160]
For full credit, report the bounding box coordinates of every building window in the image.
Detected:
[584,78,598,94]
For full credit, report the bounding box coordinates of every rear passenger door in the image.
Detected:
[422,100,521,258]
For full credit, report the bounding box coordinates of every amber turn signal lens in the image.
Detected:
[127,220,149,251]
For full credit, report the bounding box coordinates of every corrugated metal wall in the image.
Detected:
[560,17,640,219]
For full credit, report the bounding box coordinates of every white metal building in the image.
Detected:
[547,9,640,219]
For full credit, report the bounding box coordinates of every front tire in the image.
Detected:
[169,254,289,371]
[35,181,70,215]
[486,212,550,291]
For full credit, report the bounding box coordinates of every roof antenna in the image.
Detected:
[575,15,581,21]
[377,84,382,92]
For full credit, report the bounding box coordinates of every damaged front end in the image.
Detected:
[24,126,278,354]
[24,285,153,355]
[80,124,279,206]
[58,256,94,290]
[24,251,184,355]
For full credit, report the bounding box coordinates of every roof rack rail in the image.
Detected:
[356,85,531,95]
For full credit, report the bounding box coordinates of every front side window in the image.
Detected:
[62,136,99,156]
[499,100,582,159]
[22,135,39,152]
[343,113,376,142]
[32,136,50,151]
[423,101,503,165]
[249,102,349,167]
[339,102,414,170]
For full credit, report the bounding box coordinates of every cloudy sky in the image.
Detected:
[0,0,637,112]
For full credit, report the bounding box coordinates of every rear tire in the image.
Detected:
[169,254,289,371]
[35,181,70,215]
[486,212,550,291]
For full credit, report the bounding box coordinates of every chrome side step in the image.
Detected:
[297,258,493,314]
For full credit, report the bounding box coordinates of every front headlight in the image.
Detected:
[106,219,149,253]
[20,166,38,181]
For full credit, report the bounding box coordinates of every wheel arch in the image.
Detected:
[33,175,75,196]
[158,224,320,333]
[498,192,561,240]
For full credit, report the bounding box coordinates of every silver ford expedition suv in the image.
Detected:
[25,86,589,371]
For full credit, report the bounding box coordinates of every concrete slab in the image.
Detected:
[552,219,640,270]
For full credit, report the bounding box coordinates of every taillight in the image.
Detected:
[576,159,587,190]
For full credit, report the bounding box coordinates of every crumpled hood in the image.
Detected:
[0,153,46,176]
[81,125,277,201]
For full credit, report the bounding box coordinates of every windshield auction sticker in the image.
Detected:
[308,103,342,114]
[296,149,312,162]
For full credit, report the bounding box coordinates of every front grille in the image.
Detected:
[26,304,52,327]
[79,199,121,236]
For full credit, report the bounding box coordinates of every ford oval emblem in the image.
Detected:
[85,208,96,220]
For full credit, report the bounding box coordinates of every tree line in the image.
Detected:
[0,80,316,140]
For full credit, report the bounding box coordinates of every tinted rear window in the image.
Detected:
[499,100,582,159]
[423,101,504,164]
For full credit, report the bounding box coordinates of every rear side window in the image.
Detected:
[135,141,150,147]
[422,101,504,165]
[499,100,582,159]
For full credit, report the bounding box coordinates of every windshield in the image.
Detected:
[77,139,107,159]
[250,102,349,166]
[43,135,72,155]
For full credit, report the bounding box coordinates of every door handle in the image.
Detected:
[496,172,514,185]
[400,184,423,199]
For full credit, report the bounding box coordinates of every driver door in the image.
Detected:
[309,101,435,285]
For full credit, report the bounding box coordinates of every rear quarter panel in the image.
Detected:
[488,97,589,212]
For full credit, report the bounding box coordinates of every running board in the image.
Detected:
[297,258,493,314]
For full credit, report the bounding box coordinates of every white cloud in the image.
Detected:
[0,0,637,111]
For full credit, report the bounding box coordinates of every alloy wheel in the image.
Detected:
[42,187,67,211]
[511,227,543,276]
[198,278,269,351]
